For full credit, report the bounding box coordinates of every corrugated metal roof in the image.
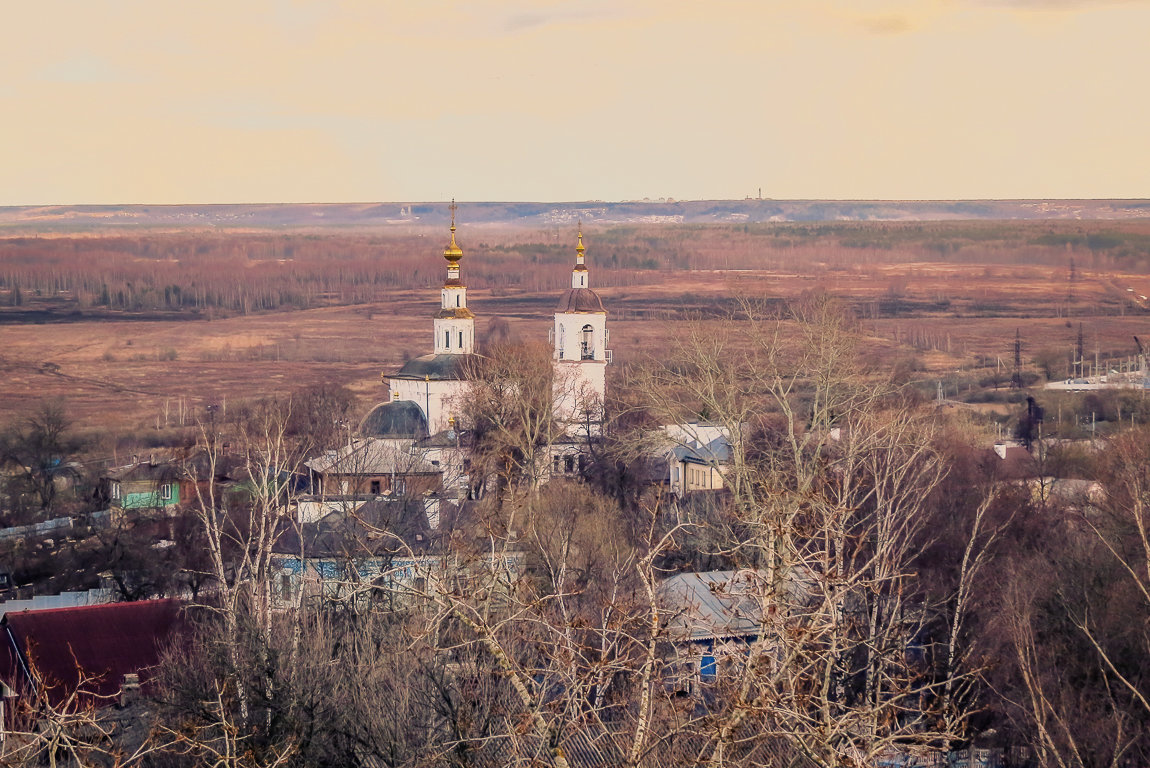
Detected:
[659,570,765,642]
[305,438,441,476]
[274,498,440,557]
[0,599,184,706]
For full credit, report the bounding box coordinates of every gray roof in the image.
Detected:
[392,353,475,381]
[358,401,428,439]
[416,428,462,448]
[305,438,440,476]
[274,498,440,558]
[102,462,181,483]
[672,435,731,465]
[659,570,765,642]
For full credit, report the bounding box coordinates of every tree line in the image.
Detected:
[5,222,1146,318]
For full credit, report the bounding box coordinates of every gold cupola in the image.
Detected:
[574,224,588,272]
[443,200,463,265]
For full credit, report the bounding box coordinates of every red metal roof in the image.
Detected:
[0,599,185,707]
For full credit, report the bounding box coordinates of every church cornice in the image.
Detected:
[435,307,476,319]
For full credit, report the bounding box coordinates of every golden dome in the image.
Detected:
[444,226,463,264]
[443,200,463,263]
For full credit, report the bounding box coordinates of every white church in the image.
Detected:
[362,207,609,440]
[304,206,726,510]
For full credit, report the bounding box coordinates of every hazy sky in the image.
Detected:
[3,0,1148,204]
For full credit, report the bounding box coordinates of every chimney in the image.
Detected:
[119,673,141,708]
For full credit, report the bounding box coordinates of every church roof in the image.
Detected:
[358,400,429,439]
[392,353,475,381]
[556,287,606,314]
[434,307,475,319]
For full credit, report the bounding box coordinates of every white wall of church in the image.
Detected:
[433,319,475,354]
[388,377,468,434]
[553,360,606,434]
[441,286,468,309]
[554,313,607,363]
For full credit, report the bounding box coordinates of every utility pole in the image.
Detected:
[1011,329,1023,389]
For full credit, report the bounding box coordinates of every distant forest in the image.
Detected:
[2,221,1149,316]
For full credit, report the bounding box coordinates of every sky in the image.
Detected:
[2,0,1148,205]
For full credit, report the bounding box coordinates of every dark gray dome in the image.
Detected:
[393,353,475,381]
[358,400,429,439]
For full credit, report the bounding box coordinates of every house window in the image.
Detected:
[370,480,381,495]
[564,456,575,473]
[458,331,463,348]
[110,482,121,500]
[160,483,173,501]
[445,330,451,348]
[456,295,460,307]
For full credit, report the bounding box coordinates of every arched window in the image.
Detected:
[581,324,594,360]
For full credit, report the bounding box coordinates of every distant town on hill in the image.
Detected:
[2,198,1149,233]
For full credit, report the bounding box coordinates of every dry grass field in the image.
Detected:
[2,219,1149,448]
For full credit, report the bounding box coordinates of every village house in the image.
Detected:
[99,461,188,512]
[657,422,733,498]
[658,569,765,689]
[272,498,524,610]
[304,438,442,499]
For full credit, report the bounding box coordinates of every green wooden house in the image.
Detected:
[100,462,185,511]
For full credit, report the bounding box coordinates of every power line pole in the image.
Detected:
[1011,329,1023,389]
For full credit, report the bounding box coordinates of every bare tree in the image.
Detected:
[182,396,306,727]
[632,297,970,767]
[462,341,559,493]
[0,402,84,521]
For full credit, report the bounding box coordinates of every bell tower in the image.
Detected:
[552,224,608,432]
[433,200,475,355]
